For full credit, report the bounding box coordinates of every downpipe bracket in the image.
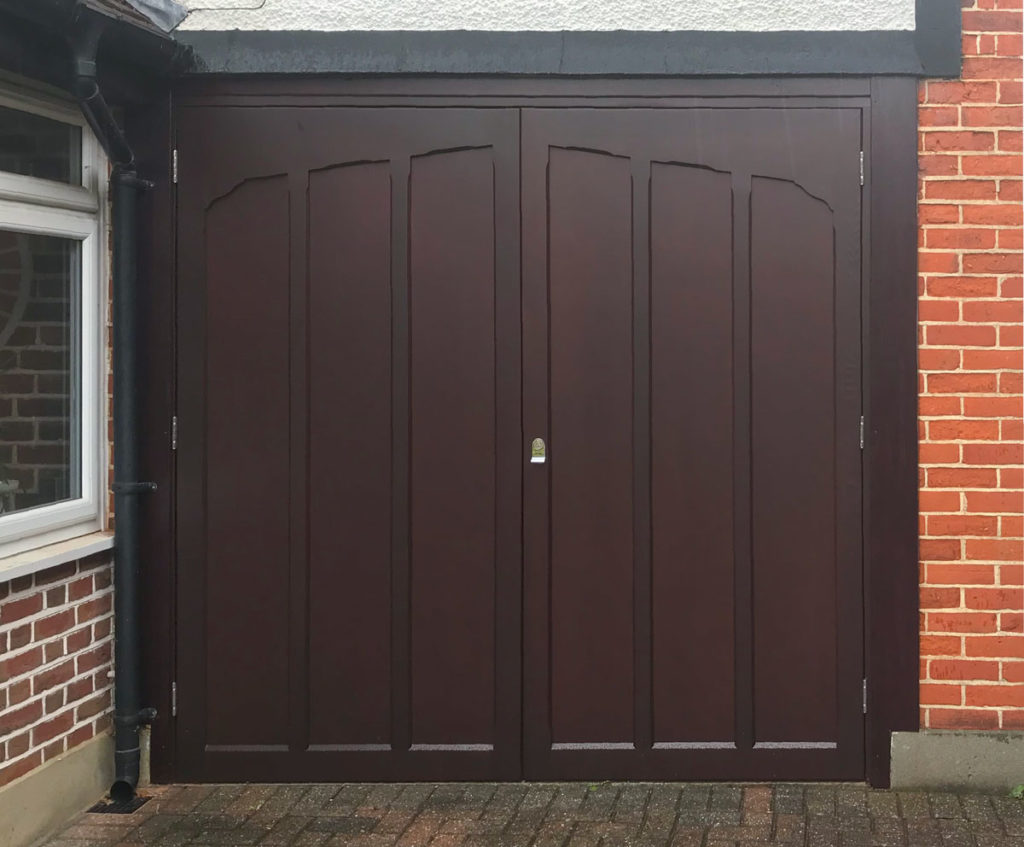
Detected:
[111,481,158,495]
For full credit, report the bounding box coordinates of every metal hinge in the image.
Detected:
[859,415,865,450]
[862,678,868,714]
[171,415,178,451]
[171,681,177,717]
[859,151,864,187]
[172,148,178,184]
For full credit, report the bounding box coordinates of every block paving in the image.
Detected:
[43,783,1024,847]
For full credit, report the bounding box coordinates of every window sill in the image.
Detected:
[0,531,114,584]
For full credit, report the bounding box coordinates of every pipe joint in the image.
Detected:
[113,707,158,728]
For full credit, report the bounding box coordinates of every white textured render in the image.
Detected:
[176,1,916,32]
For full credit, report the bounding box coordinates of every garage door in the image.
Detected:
[174,104,864,782]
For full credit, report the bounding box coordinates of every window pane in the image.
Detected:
[0,230,81,516]
[0,106,82,185]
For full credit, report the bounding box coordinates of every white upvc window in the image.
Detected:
[0,82,108,561]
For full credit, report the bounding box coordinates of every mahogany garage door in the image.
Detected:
[174,104,864,782]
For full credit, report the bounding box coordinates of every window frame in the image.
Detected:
[0,83,108,559]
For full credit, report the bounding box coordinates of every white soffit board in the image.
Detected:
[176,1,917,33]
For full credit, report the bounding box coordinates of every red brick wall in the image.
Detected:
[0,554,113,787]
[918,0,1024,731]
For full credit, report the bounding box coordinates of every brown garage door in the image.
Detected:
[174,104,864,782]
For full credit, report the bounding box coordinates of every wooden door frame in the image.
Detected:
[132,75,919,788]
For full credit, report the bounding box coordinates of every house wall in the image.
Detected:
[0,553,113,788]
[917,0,1024,732]
[176,0,916,32]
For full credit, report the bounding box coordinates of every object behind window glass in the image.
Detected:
[0,105,82,185]
[0,230,81,515]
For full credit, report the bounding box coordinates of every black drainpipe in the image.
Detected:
[68,9,157,804]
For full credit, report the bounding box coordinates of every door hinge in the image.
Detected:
[862,678,868,714]
[171,415,178,451]
[171,681,177,717]
[859,151,864,187]
[859,415,865,450]
[172,148,178,184]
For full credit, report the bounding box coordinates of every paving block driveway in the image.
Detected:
[46,783,1024,847]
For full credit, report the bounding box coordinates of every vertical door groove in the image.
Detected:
[731,172,755,752]
[631,161,653,753]
[390,157,412,755]
[287,172,310,754]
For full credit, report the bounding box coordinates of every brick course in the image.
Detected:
[918,0,1024,732]
[0,553,113,787]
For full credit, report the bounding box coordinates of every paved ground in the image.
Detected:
[46,783,1024,847]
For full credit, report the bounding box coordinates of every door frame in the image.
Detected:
[130,76,919,788]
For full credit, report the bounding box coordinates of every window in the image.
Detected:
[0,85,106,557]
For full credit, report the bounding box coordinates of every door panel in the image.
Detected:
[307,162,392,748]
[409,147,499,748]
[176,108,521,781]
[522,108,864,780]
[203,176,291,750]
[547,147,635,746]
[650,163,736,746]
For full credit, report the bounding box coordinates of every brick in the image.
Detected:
[1002,663,1024,683]
[31,710,74,746]
[0,594,43,625]
[962,203,1023,224]
[964,587,1024,610]
[963,9,1024,32]
[0,752,42,788]
[964,396,1023,416]
[925,81,1000,104]
[927,515,999,537]
[920,586,962,608]
[925,179,999,201]
[919,490,962,512]
[962,155,1024,177]
[966,685,1024,707]
[966,539,1024,560]
[962,105,1024,127]
[928,708,1001,730]
[963,57,1024,79]
[923,131,997,153]
[999,129,1023,150]
[926,564,996,585]
[920,683,963,706]
[927,373,998,393]
[927,612,999,633]
[926,275,999,296]
[0,646,42,683]
[926,324,999,347]
[926,467,998,488]
[962,348,1023,369]
[962,443,1024,464]
[966,635,1024,658]
[0,699,42,735]
[929,659,1001,681]
[920,538,964,560]
[920,204,962,224]
[962,252,1024,273]
[919,348,961,370]
[1000,179,1023,201]
[919,299,961,321]
[962,299,1024,323]
[926,228,998,249]
[929,419,1001,440]
[33,608,75,640]
[33,658,74,695]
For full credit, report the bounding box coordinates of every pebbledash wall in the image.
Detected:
[917,0,1023,735]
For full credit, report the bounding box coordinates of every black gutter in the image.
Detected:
[68,6,157,803]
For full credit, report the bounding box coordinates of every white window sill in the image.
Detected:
[0,531,114,584]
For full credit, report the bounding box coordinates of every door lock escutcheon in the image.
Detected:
[530,437,546,463]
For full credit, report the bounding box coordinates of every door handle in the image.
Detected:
[530,437,546,464]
